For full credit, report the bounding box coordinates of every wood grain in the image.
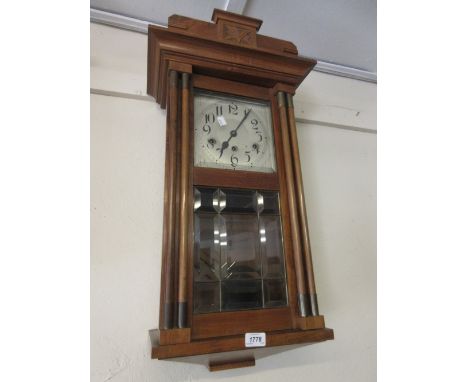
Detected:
[159,328,191,345]
[270,95,300,328]
[296,315,325,330]
[152,328,334,359]
[193,167,279,190]
[192,74,270,101]
[177,73,191,328]
[159,70,179,329]
[147,9,316,109]
[209,357,255,372]
[192,307,292,340]
[277,92,309,317]
[286,94,319,315]
[186,79,195,331]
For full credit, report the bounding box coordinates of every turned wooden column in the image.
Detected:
[160,70,179,329]
[286,93,319,316]
[177,72,191,328]
[277,91,311,317]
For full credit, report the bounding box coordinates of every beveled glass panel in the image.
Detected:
[194,214,222,282]
[221,280,262,311]
[260,191,280,215]
[221,214,261,280]
[213,188,226,213]
[222,189,256,213]
[194,187,216,212]
[263,279,287,307]
[193,188,287,314]
[194,282,220,313]
[260,215,286,278]
[255,191,264,214]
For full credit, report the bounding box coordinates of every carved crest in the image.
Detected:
[222,24,255,46]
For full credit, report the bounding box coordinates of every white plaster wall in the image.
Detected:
[91,22,376,382]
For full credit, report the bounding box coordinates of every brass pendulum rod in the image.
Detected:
[277,91,311,317]
[286,93,319,316]
[160,70,179,329]
[177,72,191,328]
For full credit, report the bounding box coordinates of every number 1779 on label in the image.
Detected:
[245,332,266,347]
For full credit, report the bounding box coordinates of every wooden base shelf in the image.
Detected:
[150,327,334,360]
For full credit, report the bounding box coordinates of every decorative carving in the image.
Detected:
[149,10,310,108]
[222,24,255,47]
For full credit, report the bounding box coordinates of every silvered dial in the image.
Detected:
[194,91,276,173]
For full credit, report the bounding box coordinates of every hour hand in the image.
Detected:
[218,141,229,158]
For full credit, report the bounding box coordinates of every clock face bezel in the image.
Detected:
[190,75,283,191]
[193,89,277,174]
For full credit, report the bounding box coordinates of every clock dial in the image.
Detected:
[194,91,276,173]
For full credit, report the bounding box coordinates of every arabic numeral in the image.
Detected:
[205,113,215,124]
[251,119,259,129]
[229,104,238,115]
[231,155,239,168]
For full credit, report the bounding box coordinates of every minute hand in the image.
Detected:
[218,109,252,159]
[231,108,252,137]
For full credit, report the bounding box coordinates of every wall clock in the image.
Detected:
[147,9,334,371]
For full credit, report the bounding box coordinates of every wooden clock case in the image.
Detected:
[147,9,334,370]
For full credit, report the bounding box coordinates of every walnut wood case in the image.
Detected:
[147,9,334,369]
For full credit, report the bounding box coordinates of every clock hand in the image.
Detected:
[218,141,229,159]
[231,108,252,136]
[218,109,252,159]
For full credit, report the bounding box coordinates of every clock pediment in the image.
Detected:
[147,9,316,109]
